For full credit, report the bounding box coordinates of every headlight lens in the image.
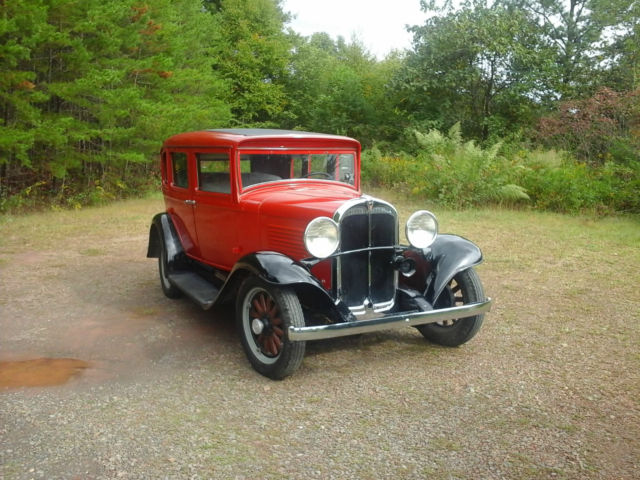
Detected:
[406,210,438,248]
[304,217,339,258]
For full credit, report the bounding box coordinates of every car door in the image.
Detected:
[193,149,239,270]
[163,150,200,257]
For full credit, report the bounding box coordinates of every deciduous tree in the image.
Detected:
[398,0,547,140]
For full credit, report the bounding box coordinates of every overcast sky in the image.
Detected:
[281,0,428,58]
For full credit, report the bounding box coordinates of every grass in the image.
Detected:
[367,186,640,276]
[0,193,165,253]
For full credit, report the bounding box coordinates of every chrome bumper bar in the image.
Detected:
[288,298,492,342]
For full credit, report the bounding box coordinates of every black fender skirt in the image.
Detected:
[147,212,184,267]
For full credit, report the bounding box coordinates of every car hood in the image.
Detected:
[240,183,373,262]
[243,183,362,220]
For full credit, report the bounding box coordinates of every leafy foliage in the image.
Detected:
[517,149,640,214]
[281,34,401,147]
[362,124,640,214]
[396,1,551,140]
[363,124,531,209]
[537,87,640,164]
[206,0,291,126]
[395,0,639,141]
[0,0,638,215]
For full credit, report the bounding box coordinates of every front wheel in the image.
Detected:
[236,276,306,380]
[417,267,485,346]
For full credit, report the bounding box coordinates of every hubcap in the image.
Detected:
[251,317,265,335]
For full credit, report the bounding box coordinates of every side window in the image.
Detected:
[161,152,168,185]
[198,153,230,193]
[171,152,188,189]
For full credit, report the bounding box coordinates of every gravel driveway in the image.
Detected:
[1,197,638,479]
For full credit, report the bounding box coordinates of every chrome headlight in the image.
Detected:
[304,217,339,258]
[406,210,438,248]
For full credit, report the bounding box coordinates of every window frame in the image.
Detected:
[236,149,358,193]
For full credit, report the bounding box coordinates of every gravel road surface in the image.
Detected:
[1,198,638,479]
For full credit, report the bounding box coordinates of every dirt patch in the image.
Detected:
[0,358,89,389]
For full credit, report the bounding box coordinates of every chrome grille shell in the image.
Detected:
[333,196,398,315]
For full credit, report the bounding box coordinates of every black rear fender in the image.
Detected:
[147,213,184,268]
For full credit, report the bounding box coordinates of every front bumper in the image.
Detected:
[287,298,492,341]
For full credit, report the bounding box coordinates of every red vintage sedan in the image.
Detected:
[147,129,491,379]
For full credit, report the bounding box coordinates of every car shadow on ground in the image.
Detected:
[57,259,437,380]
[304,328,430,355]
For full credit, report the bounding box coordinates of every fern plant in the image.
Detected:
[412,123,530,208]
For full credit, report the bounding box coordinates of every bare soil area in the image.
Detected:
[1,195,638,479]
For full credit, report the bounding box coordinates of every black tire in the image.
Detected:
[236,276,306,380]
[158,233,181,299]
[417,267,485,346]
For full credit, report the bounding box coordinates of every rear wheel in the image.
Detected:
[417,267,485,346]
[236,276,306,379]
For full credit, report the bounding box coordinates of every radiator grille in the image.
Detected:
[335,199,397,313]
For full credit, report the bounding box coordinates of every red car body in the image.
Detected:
[148,129,491,379]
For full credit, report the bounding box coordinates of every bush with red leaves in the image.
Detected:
[537,88,640,165]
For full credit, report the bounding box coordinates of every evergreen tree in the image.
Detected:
[205,0,292,126]
[0,0,230,202]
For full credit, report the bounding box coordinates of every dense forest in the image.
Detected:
[1,0,638,213]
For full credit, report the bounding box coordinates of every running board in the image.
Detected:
[168,272,219,310]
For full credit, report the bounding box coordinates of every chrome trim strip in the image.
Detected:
[287,298,492,341]
[346,297,396,316]
[349,304,367,315]
[332,195,397,224]
[372,298,395,313]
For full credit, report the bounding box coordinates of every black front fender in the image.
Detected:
[424,234,483,303]
[231,251,325,288]
[218,252,353,322]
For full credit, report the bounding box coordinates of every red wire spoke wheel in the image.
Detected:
[237,276,306,379]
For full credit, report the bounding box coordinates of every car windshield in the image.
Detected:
[239,152,356,189]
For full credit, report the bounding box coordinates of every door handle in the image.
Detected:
[184,199,196,205]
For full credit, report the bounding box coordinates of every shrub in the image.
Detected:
[517,150,640,214]
[363,124,531,209]
[361,127,640,215]
[537,88,640,165]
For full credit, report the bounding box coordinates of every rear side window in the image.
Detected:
[161,152,168,185]
[198,153,230,193]
[171,152,188,189]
